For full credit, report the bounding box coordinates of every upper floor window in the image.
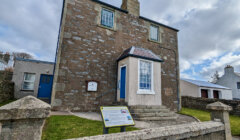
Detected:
[237,82,240,89]
[139,60,153,92]
[22,73,35,90]
[150,25,159,41]
[101,8,114,28]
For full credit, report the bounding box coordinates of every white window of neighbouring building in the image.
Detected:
[22,73,36,90]
[138,60,153,93]
[150,25,159,41]
[237,82,240,89]
[101,8,114,28]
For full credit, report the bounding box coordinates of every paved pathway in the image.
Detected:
[72,112,198,129]
[233,136,240,140]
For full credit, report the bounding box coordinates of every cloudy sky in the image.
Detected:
[0,0,240,81]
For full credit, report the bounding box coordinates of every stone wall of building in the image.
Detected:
[182,96,240,116]
[52,0,180,112]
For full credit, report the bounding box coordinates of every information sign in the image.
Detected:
[100,106,135,128]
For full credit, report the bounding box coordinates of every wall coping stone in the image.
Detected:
[67,121,224,140]
[0,96,51,120]
[206,102,232,111]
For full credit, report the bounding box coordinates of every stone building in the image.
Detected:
[52,0,180,113]
[216,65,240,100]
[12,58,54,102]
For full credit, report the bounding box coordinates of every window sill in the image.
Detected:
[21,90,34,92]
[137,90,155,95]
[97,24,116,32]
[148,39,161,44]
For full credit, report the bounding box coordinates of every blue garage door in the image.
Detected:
[38,74,53,99]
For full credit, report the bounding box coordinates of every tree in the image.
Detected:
[211,71,220,84]
[0,52,10,64]
[12,52,33,59]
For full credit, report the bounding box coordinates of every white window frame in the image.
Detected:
[150,25,159,42]
[22,73,36,91]
[101,8,114,29]
[137,59,155,94]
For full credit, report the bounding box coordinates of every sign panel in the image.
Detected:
[100,106,135,128]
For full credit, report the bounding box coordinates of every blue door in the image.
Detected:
[38,74,53,99]
[120,66,126,99]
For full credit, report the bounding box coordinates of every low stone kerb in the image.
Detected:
[0,96,51,120]
[206,102,232,111]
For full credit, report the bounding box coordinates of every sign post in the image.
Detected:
[100,106,135,134]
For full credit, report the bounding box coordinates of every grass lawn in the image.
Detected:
[180,107,240,136]
[0,99,16,107]
[42,115,139,140]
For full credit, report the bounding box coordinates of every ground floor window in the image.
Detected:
[139,60,152,91]
[22,73,36,90]
[201,89,208,98]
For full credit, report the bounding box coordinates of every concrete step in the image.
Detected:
[112,101,128,106]
[38,98,50,104]
[134,116,178,121]
[128,105,167,109]
[132,112,176,118]
[130,108,170,113]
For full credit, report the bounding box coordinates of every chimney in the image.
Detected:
[121,0,140,17]
[224,65,234,75]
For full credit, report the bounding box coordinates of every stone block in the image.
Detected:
[207,102,232,140]
[0,96,51,140]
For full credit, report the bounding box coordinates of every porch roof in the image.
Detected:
[117,46,163,62]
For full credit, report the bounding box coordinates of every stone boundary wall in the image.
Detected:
[0,81,14,103]
[67,121,225,140]
[0,96,51,140]
[0,71,13,81]
[182,96,240,116]
[0,71,14,103]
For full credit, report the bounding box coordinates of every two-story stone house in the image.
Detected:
[51,0,180,118]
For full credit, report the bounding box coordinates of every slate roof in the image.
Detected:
[181,78,231,90]
[15,58,55,65]
[117,46,163,62]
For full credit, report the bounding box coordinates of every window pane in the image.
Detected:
[150,25,159,41]
[139,61,152,90]
[23,82,34,90]
[24,73,35,82]
[237,82,240,89]
[101,9,114,28]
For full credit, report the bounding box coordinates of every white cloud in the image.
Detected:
[200,52,240,79]
[0,0,63,61]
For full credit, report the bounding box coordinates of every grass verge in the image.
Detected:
[42,115,139,140]
[180,107,240,136]
[0,99,16,107]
